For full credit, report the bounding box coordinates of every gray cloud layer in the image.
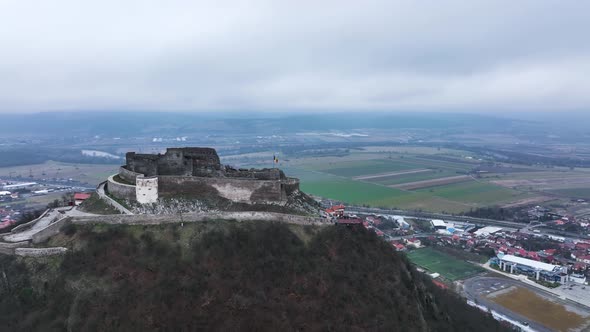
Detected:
[1,0,588,112]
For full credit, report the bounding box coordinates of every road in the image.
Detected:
[2,209,63,242]
[1,207,96,243]
[341,204,590,241]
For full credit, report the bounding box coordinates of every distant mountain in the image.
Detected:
[0,221,507,331]
[0,111,522,137]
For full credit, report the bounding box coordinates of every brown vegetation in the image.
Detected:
[0,222,508,332]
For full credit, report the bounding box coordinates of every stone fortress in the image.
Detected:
[106,147,300,205]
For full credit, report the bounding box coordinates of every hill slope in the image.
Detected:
[0,222,506,331]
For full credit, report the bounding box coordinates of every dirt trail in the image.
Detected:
[353,169,431,180]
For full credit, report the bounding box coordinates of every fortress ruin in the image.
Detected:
[106,147,300,205]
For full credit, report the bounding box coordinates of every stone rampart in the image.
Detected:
[282,178,300,196]
[31,217,71,244]
[15,247,68,257]
[71,211,325,226]
[10,209,51,233]
[0,241,30,255]
[107,175,136,201]
[119,166,141,184]
[158,176,285,203]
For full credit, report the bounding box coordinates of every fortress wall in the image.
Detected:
[158,176,284,203]
[127,153,159,176]
[282,178,300,195]
[15,247,68,257]
[10,209,51,233]
[107,175,137,201]
[71,211,326,226]
[32,217,71,244]
[157,150,193,176]
[0,241,30,255]
[224,168,282,180]
[119,166,141,184]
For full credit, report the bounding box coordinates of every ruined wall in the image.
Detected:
[15,247,68,257]
[0,241,30,255]
[10,209,51,233]
[71,211,325,226]
[158,176,285,203]
[224,167,284,180]
[126,148,221,177]
[126,152,159,176]
[281,178,300,196]
[107,175,136,201]
[119,166,141,184]
[32,217,71,244]
[157,150,193,176]
[136,175,158,204]
[116,148,299,204]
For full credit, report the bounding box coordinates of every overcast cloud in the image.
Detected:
[0,0,589,113]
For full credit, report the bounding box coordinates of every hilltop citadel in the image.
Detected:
[107,147,300,205]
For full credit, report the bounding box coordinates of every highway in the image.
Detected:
[339,204,590,241]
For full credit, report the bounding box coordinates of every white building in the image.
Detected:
[474,226,502,237]
[431,219,446,230]
[2,182,37,190]
[498,254,565,281]
[569,273,587,285]
[393,216,410,229]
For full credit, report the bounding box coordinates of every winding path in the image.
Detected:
[97,181,133,215]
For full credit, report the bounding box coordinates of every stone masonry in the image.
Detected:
[108,147,300,204]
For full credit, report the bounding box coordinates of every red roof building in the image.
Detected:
[432,280,448,289]
[325,205,345,218]
[74,192,92,206]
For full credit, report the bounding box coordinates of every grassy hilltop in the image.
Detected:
[0,221,507,331]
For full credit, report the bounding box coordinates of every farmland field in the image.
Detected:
[406,247,483,281]
[548,188,590,200]
[288,168,470,213]
[416,180,527,205]
[364,170,457,186]
[307,159,417,177]
[0,161,119,186]
[282,146,590,213]
[393,175,472,190]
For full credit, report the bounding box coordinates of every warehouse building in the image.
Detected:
[495,254,566,283]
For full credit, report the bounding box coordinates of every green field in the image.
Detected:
[305,157,475,178]
[367,170,457,186]
[300,178,408,204]
[406,247,484,281]
[308,159,416,177]
[416,180,526,204]
[284,147,590,213]
[287,166,476,213]
[549,188,590,200]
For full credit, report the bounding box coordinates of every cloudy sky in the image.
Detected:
[1,0,589,113]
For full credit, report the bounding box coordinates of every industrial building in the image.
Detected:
[431,219,446,230]
[495,254,567,283]
[1,182,37,190]
[473,226,502,237]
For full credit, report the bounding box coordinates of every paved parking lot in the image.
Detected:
[464,277,590,332]
[554,282,590,308]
